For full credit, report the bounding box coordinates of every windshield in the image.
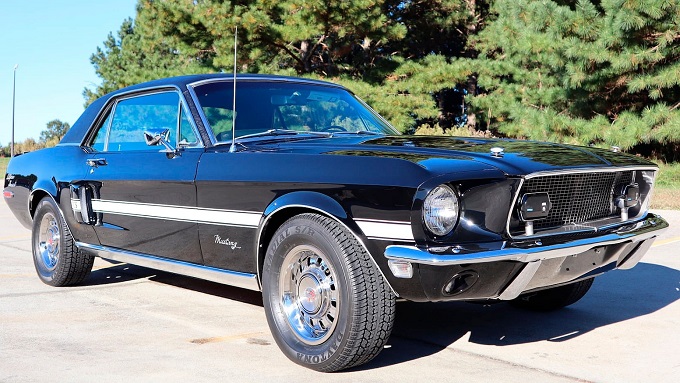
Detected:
[191,80,400,142]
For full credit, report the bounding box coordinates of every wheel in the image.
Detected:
[262,213,395,372]
[510,277,595,311]
[32,197,94,286]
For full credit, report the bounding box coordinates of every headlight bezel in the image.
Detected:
[422,184,460,237]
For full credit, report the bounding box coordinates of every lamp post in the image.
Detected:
[11,64,18,157]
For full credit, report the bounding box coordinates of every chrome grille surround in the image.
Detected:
[507,167,657,239]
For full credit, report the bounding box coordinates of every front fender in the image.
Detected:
[256,191,397,293]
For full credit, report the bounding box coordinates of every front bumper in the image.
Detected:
[385,213,668,301]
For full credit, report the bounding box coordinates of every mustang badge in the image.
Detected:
[214,235,241,250]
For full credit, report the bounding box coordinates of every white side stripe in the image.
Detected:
[355,219,414,241]
[90,200,262,227]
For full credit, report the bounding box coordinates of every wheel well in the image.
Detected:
[258,207,317,280]
[29,190,50,218]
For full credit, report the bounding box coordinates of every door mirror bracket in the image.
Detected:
[144,129,180,158]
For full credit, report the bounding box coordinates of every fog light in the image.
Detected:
[519,192,552,235]
[388,260,413,279]
[616,184,640,220]
[519,192,552,220]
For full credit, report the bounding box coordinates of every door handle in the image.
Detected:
[86,158,107,167]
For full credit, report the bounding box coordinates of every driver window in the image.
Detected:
[89,91,181,152]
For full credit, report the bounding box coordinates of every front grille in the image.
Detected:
[517,170,634,231]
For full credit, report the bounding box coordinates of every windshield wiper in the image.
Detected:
[331,130,383,136]
[236,129,332,141]
[214,129,331,147]
[235,129,296,140]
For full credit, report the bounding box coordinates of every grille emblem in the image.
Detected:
[490,147,504,157]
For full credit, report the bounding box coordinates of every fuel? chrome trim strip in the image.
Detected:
[90,199,262,228]
[76,242,260,291]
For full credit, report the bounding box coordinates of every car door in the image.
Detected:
[79,90,204,263]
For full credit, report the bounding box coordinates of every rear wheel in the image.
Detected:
[32,197,94,286]
[511,278,595,311]
[262,213,395,372]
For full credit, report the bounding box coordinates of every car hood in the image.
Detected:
[274,135,654,176]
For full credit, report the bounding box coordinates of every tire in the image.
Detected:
[32,197,94,286]
[511,277,595,311]
[262,213,395,372]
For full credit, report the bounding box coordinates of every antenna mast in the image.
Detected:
[229,26,238,153]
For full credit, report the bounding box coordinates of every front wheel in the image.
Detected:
[511,278,595,311]
[32,197,94,286]
[262,213,395,372]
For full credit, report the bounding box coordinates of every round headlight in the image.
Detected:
[422,184,459,236]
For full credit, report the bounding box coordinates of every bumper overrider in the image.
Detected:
[385,213,668,302]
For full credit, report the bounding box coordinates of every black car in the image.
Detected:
[3,74,668,371]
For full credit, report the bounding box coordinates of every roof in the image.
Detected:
[112,73,345,96]
[60,73,347,145]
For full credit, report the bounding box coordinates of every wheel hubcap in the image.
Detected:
[280,245,339,345]
[37,212,60,270]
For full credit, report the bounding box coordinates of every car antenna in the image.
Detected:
[229,25,238,153]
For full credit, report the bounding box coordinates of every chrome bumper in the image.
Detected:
[385,214,668,300]
[385,214,668,266]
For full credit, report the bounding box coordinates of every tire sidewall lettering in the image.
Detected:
[295,330,345,365]
[263,216,351,370]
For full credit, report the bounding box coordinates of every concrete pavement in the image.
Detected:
[1,201,678,382]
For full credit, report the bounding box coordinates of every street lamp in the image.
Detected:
[11,64,18,157]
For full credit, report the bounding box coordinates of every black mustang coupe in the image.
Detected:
[3,74,668,371]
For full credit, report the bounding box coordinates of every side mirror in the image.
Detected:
[144,128,179,158]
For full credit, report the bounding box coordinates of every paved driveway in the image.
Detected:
[1,201,678,382]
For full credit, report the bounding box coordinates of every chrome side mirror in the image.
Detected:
[144,128,179,157]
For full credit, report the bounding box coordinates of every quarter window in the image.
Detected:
[91,111,111,152]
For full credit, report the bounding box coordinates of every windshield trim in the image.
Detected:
[189,80,401,148]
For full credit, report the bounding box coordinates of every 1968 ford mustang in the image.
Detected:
[3,74,669,371]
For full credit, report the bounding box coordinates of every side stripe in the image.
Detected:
[90,200,262,227]
[355,219,414,241]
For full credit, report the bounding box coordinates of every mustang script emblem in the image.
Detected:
[214,235,241,250]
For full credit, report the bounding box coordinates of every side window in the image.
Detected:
[106,92,180,152]
[90,92,201,151]
[90,110,112,152]
[172,107,199,146]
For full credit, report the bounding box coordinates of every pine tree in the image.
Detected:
[470,0,680,161]
[84,0,489,132]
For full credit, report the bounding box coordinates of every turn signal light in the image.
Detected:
[388,260,413,279]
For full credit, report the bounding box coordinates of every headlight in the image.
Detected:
[422,184,459,236]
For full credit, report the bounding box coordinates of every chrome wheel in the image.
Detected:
[37,212,60,270]
[263,213,395,371]
[279,245,340,345]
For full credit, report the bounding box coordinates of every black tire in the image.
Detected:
[511,278,595,311]
[32,197,94,286]
[262,213,395,372]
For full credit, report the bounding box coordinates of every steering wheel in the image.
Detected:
[320,125,347,132]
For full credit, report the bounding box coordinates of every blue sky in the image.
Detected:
[0,0,138,145]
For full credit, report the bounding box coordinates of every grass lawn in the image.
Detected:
[0,157,8,177]
[652,162,680,209]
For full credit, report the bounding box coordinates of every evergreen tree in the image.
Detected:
[470,0,680,160]
[84,0,487,132]
[40,119,71,147]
